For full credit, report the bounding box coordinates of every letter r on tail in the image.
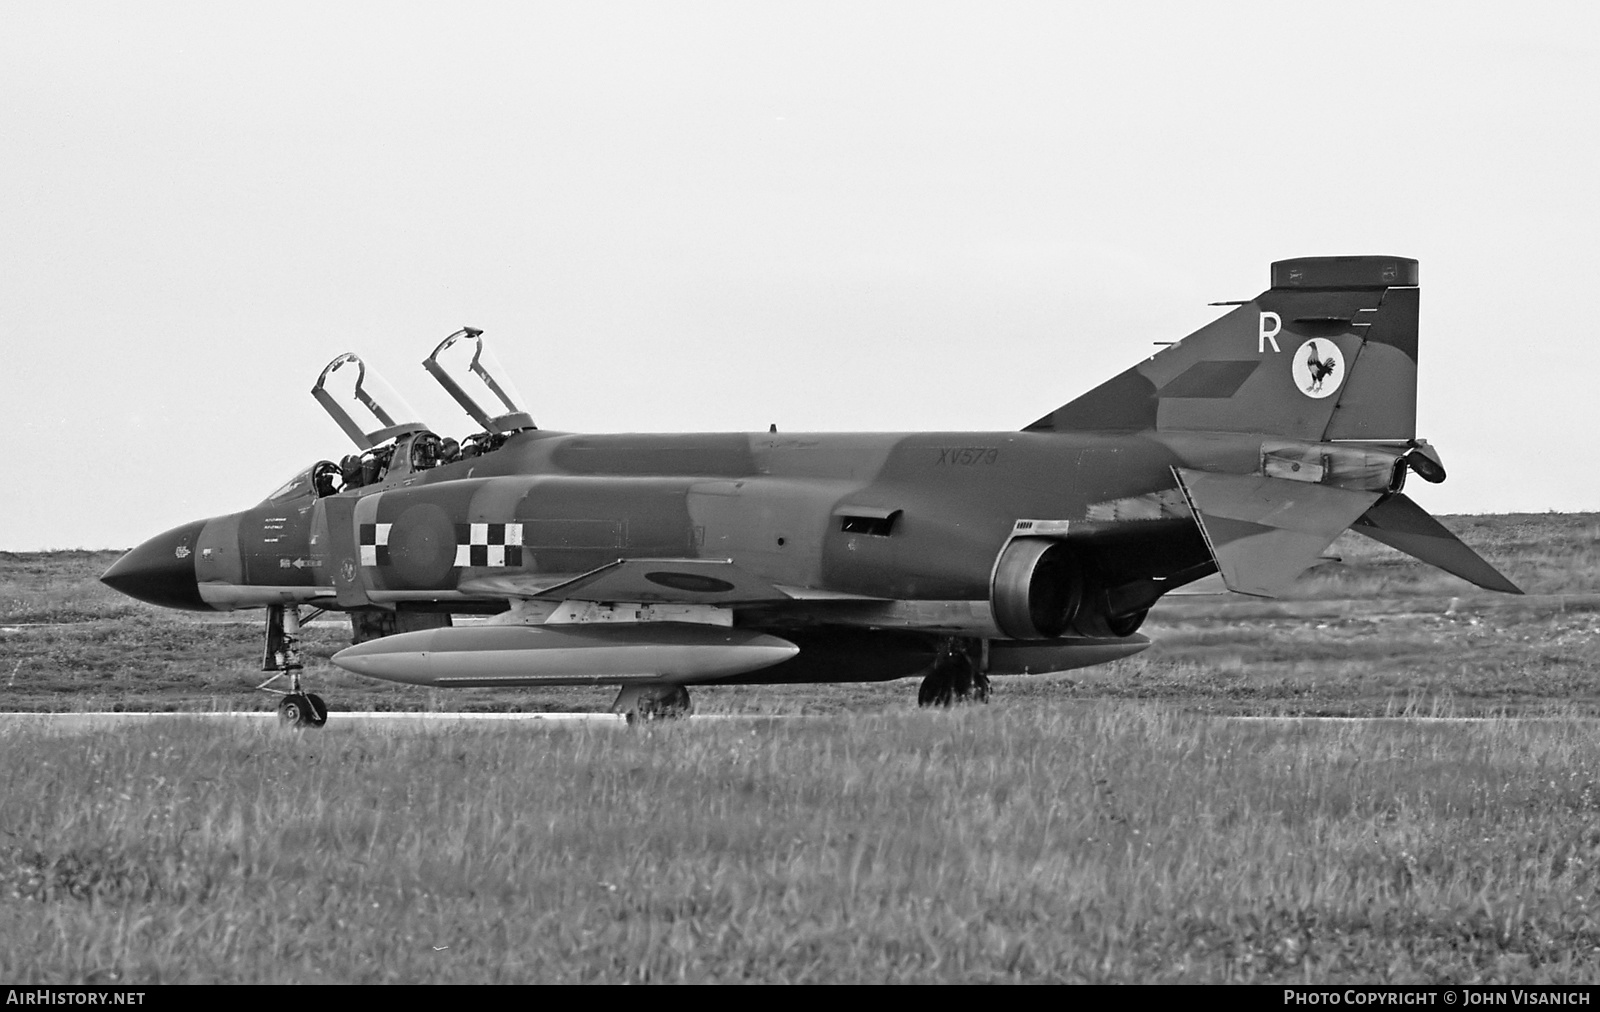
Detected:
[1259,311,1282,353]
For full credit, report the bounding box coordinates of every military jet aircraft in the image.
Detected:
[101,255,1520,724]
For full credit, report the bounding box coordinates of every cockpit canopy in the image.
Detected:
[311,353,429,450]
[423,328,535,435]
[298,332,532,500]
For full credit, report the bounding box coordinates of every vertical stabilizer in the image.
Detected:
[1027,256,1420,442]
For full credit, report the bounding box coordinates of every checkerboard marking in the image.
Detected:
[358,522,524,568]
[358,523,391,566]
[453,522,524,568]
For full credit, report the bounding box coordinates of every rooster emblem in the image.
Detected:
[1303,340,1338,394]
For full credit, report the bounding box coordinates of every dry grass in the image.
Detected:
[3,708,1600,983]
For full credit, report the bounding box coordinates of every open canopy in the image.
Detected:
[423,328,535,435]
[311,353,429,450]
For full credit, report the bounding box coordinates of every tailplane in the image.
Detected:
[1350,494,1521,594]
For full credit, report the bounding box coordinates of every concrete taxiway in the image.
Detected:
[1,711,1590,735]
[0,710,636,733]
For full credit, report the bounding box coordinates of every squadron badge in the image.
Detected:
[1292,339,1344,399]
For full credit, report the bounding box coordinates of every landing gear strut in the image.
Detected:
[917,638,991,708]
[257,604,329,728]
[612,684,693,724]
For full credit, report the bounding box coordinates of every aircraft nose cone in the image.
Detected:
[100,520,210,610]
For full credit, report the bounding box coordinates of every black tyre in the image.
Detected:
[918,672,954,708]
[277,694,308,726]
[969,670,992,704]
[304,693,329,728]
[638,685,692,720]
[918,648,988,707]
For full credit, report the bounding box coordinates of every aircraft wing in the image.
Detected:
[461,558,793,605]
[1350,493,1522,594]
[1174,468,1382,597]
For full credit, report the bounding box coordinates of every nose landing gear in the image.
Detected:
[258,604,330,728]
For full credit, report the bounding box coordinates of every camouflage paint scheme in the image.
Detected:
[102,256,1519,701]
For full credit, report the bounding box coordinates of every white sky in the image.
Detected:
[3,2,1596,550]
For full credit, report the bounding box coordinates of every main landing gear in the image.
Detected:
[612,684,693,724]
[258,604,329,728]
[917,637,991,708]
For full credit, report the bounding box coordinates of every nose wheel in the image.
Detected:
[277,693,328,727]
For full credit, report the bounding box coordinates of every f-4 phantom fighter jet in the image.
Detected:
[102,255,1519,724]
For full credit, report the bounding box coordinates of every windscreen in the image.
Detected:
[265,465,315,504]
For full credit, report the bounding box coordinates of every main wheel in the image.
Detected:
[635,685,692,721]
[968,669,992,704]
[614,684,693,723]
[917,646,989,707]
[918,671,954,707]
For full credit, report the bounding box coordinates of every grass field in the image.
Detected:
[1,513,1598,983]
[4,710,1600,983]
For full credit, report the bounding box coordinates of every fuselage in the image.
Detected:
[101,425,1254,618]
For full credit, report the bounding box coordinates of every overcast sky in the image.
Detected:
[3,2,1596,551]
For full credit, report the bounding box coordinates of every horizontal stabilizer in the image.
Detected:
[1174,469,1382,597]
[1350,494,1522,594]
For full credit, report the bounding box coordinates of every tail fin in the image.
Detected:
[1032,256,1521,597]
[1026,256,1419,440]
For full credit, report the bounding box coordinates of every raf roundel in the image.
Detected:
[1291,339,1345,399]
